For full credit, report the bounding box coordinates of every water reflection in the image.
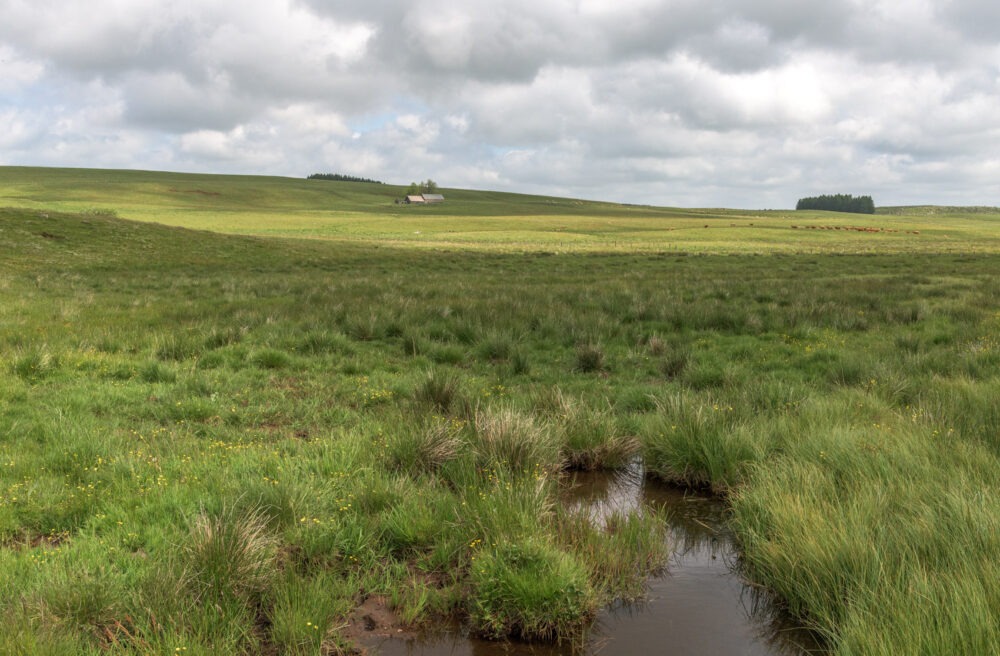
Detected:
[368,465,825,656]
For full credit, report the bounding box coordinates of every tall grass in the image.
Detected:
[471,407,560,474]
[182,505,278,605]
[469,538,597,641]
[1,200,999,653]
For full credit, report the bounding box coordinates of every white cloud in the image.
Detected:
[0,45,44,92]
[1,0,999,206]
[0,110,35,151]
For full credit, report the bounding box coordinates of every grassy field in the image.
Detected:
[1,167,999,654]
[3,166,1000,254]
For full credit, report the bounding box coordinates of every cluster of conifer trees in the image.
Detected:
[307,173,384,184]
[796,194,875,214]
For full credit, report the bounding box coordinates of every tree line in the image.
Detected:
[796,194,875,214]
[406,180,439,195]
[307,173,384,184]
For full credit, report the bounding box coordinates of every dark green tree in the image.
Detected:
[307,173,383,184]
[796,194,875,214]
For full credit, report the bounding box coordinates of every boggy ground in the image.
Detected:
[1,206,998,654]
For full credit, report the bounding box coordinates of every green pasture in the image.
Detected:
[1,167,999,655]
[2,166,999,253]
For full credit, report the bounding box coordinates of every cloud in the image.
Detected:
[1,0,999,206]
[0,45,45,94]
[938,0,1000,42]
[121,72,253,132]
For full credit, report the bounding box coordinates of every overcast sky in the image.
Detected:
[2,0,999,208]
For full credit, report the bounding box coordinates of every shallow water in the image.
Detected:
[366,466,824,655]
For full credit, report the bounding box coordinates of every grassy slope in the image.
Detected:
[1,167,999,654]
[3,166,999,253]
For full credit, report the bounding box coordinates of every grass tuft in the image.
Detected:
[413,369,463,414]
[469,538,597,641]
[552,393,640,470]
[473,407,559,474]
[182,505,278,604]
[12,348,59,382]
[387,419,463,474]
[574,343,606,373]
[250,348,292,370]
[641,394,763,489]
[138,360,175,383]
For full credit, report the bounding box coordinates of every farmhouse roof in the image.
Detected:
[406,195,426,203]
[422,194,445,203]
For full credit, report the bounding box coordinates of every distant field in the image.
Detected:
[2,166,999,253]
[1,168,999,655]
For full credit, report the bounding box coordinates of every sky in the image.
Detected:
[1,0,999,208]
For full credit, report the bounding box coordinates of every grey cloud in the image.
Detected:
[300,0,859,79]
[3,0,1000,208]
[0,1,382,115]
[0,4,206,78]
[733,0,853,44]
[121,72,255,132]
[938,0,1000,41]
[681,21,785,73]
[302,0,707,81]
